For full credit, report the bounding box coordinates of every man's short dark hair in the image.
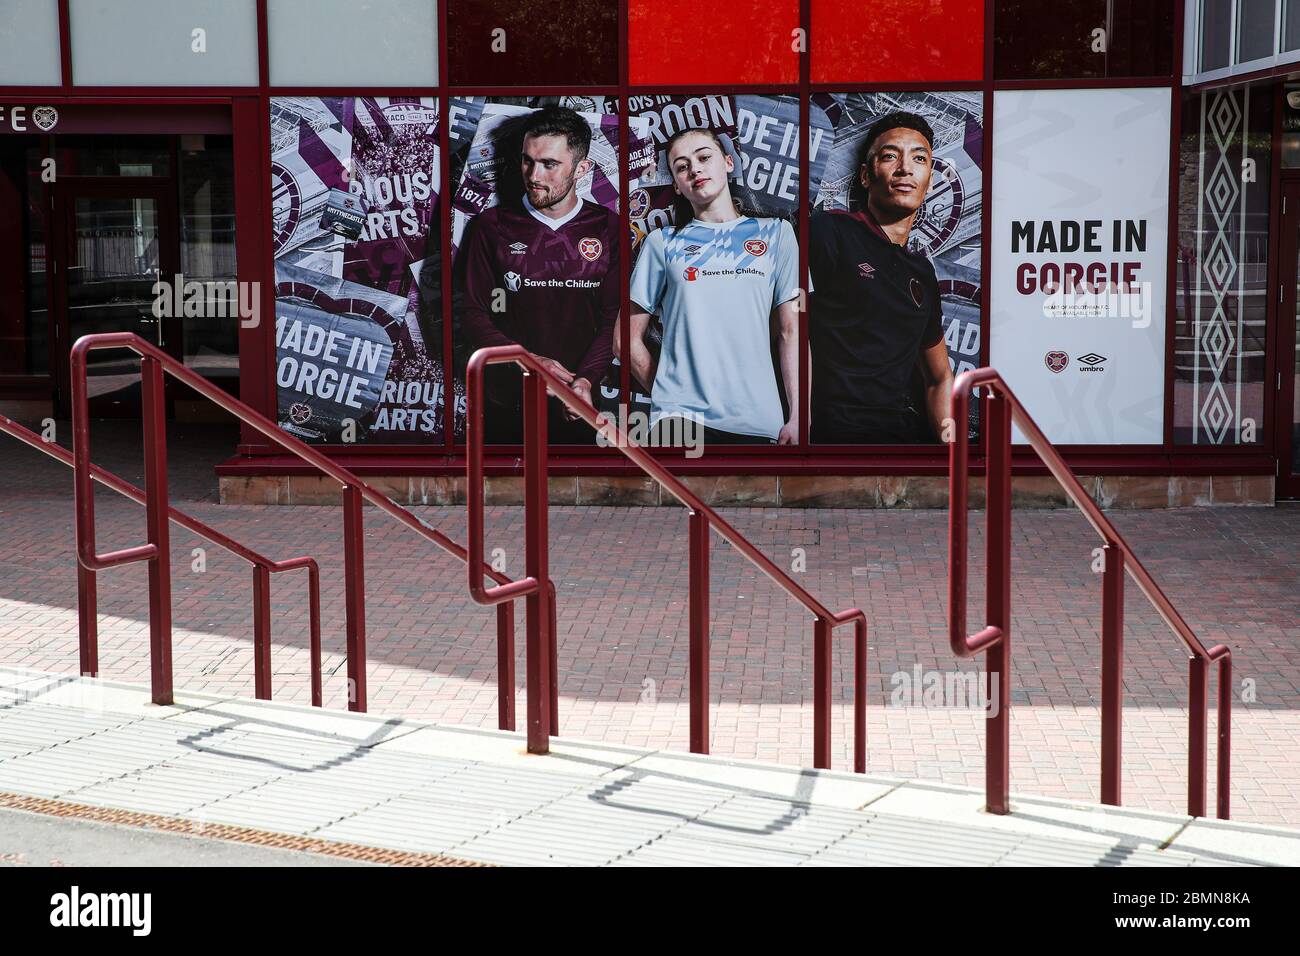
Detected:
[858,111,935,169]
[523,105,592,163]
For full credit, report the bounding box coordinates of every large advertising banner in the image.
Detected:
[446,98,639,443]
[621,94,832,443]
[270,97,445,444]
[811,91,983,443]
[990,88,1171,445]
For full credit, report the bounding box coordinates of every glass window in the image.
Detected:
[0,0,62,85]
[630,0,799,85]
[995,0,1176,80]
[267,0,438,87]
[1173,85,1272,445]
[812,0,984,84]
[448,0,618,86]
[1200,0,1234,71]
[1285,0,1300,50]
[1237,0,1278,63]
[54,136,172,178]
[69,0,258,86]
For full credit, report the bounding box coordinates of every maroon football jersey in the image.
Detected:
[457,199,620,385]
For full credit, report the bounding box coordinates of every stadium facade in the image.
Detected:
[0,1,1297,505]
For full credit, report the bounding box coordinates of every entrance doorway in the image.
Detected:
[0,130,239,421]
[51,180,181,417]
[1275,180,1300,499]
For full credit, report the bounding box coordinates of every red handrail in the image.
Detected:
[1,411,323,706]
[948,368,1231,819]
[67,333,522,727]
[466,345,869,772]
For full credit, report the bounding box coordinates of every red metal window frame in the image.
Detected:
[0,0,1284,480]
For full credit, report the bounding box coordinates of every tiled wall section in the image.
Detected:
[219,474,1275,508]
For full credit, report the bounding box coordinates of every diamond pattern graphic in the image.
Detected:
[1205,157,1239,228]
[1208,89,1242,149]
[1192,89,1248,446]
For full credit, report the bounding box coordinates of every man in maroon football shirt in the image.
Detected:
[457,105,620,442]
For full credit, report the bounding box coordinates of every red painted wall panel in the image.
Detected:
[629,0,801,86]
[811,0,984,84]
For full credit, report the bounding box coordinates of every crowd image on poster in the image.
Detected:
[809,91,984,444]
[622,94,833,446]
[270,97,446,445]
[448,97,648,443]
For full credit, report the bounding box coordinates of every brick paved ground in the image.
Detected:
[1,421,1298,825]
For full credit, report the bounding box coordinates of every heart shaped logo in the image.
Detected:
[1044,350,1069,373]
[32,106,58,132]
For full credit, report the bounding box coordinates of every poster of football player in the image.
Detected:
[448,99,650,444]
[620,94,833,445]
[270,96,446,444]
[808,91,983,444]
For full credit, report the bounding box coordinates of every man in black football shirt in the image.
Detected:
[808,111,954,444]
[457,105,619,442]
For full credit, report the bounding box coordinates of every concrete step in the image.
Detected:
[1,666,1296,867]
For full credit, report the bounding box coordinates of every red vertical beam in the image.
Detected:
[1216,656,1231,820]
[1100,542,1124,806]
[797,0,810,449]
[1188,654,1207,817]
[688,509,710,755]
[343,484,367,713]
[141,356,173,706]
[813,616,831,769]
[77,564,97,677]
[496,602,515,731]
[252,564,272,699]
[232,96,273,443]
[523,370,551,754]
[984,390,1011,814]
[617,0,631,417]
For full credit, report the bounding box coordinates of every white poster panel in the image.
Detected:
[990,88,1170,445]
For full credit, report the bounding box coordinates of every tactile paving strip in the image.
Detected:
[0,791,491,867]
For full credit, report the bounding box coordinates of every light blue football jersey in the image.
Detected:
[630,216,800,440]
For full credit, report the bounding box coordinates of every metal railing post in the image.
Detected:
[688,509,710,754]
[813,616,831,769]
[1188,655,1208,817]
[141,356,173,706]
[343,484,367,713]
[1100,543,1124,806]
[77,564,98,678]
[1217,656,1231,820]
[985,389,1011,814]
[252,564,272,700]
[497,603,516,731]
[307,562,322,708]
[523,370,552,754]
[854,615,867,774]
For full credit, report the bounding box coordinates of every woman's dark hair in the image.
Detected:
[663,126,731,227]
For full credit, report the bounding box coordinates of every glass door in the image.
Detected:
[1276,182,1300,499]
[51,182,181,417]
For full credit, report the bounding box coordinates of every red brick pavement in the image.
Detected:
[1,423,1297,825]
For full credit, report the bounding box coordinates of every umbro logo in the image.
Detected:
[508,242,528,254]
[1077,353,1107,371]
[683,244,702,255]
[858,261,875,279]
